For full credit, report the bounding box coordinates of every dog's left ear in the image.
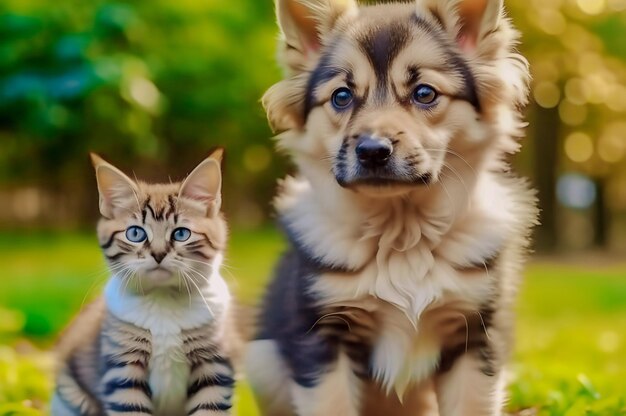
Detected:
[276,0,358,74]
[422,0,504,54]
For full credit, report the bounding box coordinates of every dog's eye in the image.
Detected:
[412,84,438,105]
[331,88,354,110]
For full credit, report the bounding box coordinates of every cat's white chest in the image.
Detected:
[104,276,226,415]
[149,331,188,416]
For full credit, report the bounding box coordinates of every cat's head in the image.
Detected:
[91,149,227,292]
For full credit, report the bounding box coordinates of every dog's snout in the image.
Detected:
[355,136,393,168]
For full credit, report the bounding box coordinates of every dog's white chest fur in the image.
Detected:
[104,274,229,415]
[280,173,526,396]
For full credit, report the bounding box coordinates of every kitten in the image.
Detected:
[52,149,236,416]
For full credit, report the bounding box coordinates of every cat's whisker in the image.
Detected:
[422,148,477,178]
[185,273,215,316]
[180,264,211,285]
[180,257,240,288]
[119,268,136,296]
[79,263,128,309]
[170,258,207,276]
[180,271,194,307]
[180,257,214,269]
[441,162,470,198]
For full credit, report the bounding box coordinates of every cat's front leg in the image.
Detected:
[100,317,153,415]
[184,327,235,415]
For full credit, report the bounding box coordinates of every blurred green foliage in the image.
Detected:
[0,0,625,237]
[0,0,285,225]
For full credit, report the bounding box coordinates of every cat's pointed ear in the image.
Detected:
[90,153,139,219]
[179,148,223,217]
[421,0,504,54]
[276,0,358,73]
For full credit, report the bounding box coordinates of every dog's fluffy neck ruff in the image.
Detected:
[276,152,519,320]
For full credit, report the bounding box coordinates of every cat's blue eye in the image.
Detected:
[125,226,147,243]
[172,227,191,242]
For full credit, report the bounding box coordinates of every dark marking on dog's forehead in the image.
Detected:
[358,22,411,102]
[304,44,345,117]
[303,11,481,120]
[412,13,482,111]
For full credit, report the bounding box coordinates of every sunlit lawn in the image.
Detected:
[0,231,625,415]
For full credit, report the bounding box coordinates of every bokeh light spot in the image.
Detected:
[129,78,160,111]
[558,100,587,126]
[582,74,609,105]
[598,123,626,163]
[608,0,626,10]
[534,82,561,108]
[538,10,567,35]
[557,173,597,209]
[564,132,594,163]
[606,85,626,112]
[577,0,606,14]
[597,331,620,353]
[565,78,587,105]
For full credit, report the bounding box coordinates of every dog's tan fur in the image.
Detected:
[247,0,537,414]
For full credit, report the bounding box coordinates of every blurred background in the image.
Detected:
[0,0,624,415]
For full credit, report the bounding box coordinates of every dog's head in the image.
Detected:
[264,0,529,197]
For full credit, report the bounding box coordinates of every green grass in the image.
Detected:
[0,231,625,415]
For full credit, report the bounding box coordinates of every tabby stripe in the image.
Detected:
[104,357,147,369]
[185,242,207,250]
[141,197,151,223]
[55,370,100,415]
[200,233,218,250]
[166,195,176,219]
[187,347,219,365]
[101,230,124,249]
[107,402,152,414]
[106,252,126,261]
[190,251,212,260]
[104,378,152,398]
[188,402,232,415]
[187,374,235,396]
[189,356,232,374]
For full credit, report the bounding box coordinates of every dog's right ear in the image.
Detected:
[276,0,358,74]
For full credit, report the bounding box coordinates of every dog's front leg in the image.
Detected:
[291,351,362,416]
[434,352,504,416]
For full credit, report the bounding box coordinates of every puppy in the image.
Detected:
[246,0,537,414]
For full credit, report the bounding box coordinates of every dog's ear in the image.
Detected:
[421,0,504,54]
[276,0,358,74]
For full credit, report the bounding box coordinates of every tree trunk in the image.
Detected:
[532,105,560,252]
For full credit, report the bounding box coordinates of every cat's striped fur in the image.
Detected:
[52,150,237,416]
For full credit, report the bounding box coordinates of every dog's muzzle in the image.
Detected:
[355,135,393,169]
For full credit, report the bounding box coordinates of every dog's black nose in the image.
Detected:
[355,136,393,168]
